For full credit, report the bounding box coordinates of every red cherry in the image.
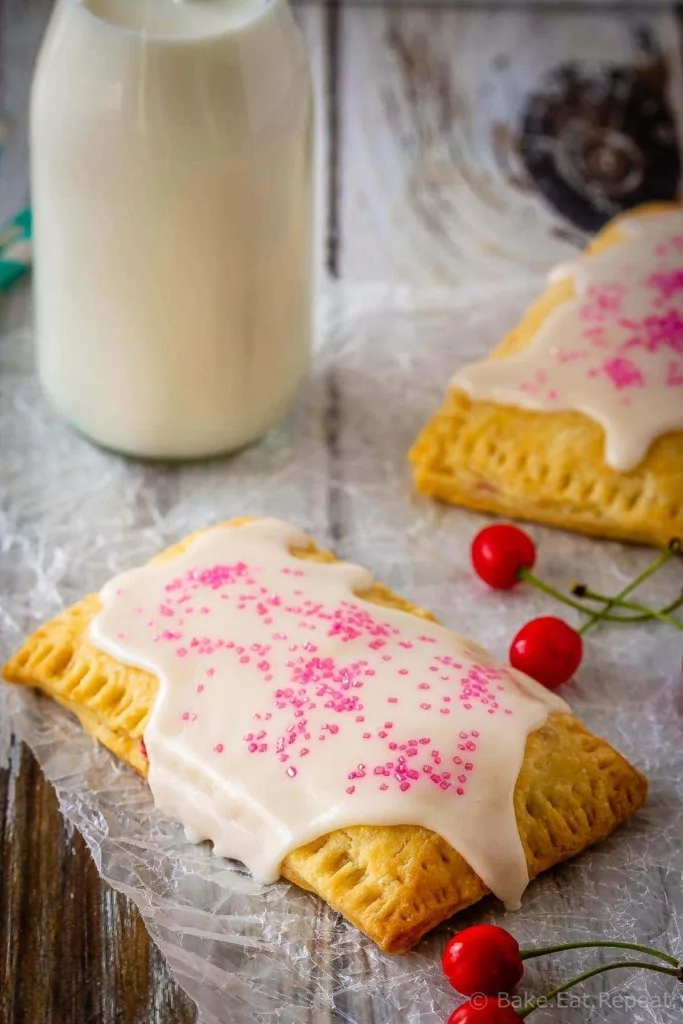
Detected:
[471,525,536,590]
[442,925,524,996]
[448,997,520,1024]
[509,616,583,689]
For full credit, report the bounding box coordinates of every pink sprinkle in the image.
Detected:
[420,703,431,710]
[602,356,645,390]
[399,781,410,792]
[418,683,430,691]
[387,697,398,704]
[196,684,205,694]
[362,732,371,739]
[398,669,408,676]
[457,787,465,796]
[346,785,356,795]
[214,743,224,753]
[379,783,388,791]
[286,767,297,778]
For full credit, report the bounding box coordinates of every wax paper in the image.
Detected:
[1,278,683,1024]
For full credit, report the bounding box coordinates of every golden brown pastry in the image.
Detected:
[410,203,683,547]
[3,519,646,953]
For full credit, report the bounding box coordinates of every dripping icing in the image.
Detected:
[89,518,568,908]
[451,210,683,471]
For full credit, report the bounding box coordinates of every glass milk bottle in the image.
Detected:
[30,0,313,458]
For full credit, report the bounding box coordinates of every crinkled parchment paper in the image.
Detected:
[1,278,682,1024]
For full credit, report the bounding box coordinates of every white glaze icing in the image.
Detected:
[89,518,568,907]
[452,210,683,471]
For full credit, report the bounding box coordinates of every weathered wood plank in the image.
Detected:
[0,737,198,1024]
[336,5,683,284]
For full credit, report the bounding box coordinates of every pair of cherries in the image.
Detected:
[471,525,581,689]
[471,524,682,690]
[442,924,682,1023]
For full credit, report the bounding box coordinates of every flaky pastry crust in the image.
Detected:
[3,519,646,951]
[410,203,683,547]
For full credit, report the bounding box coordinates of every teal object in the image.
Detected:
[0,206,32,291]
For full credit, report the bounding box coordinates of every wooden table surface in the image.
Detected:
[1,2,682,1021]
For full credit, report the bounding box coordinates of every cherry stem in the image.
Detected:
[516,569,667,624]
[519,939,678,968]
[517,542,683,632]
[576,590,683,630]
[579,545,678,636]
[517,960,680,1019]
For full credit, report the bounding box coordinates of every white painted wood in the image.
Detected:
[297,4,330,282]
[337,6,683,285]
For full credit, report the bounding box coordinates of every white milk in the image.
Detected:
[31,0,313,458]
